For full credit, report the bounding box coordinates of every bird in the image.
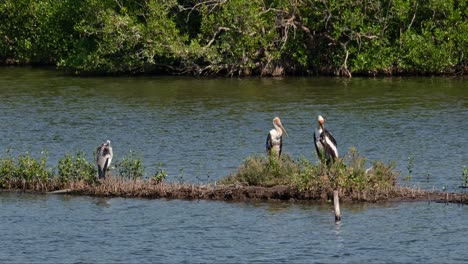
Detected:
[96,140,113,179]
[314,115,338,165]
[266,117,288,158]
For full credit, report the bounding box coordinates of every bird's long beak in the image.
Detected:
[318,119,324,129]
[279,123,289,137]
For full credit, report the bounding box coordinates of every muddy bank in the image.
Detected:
[38,179,468,205]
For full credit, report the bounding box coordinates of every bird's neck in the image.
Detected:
[273,124,282,136]
[319,124,324,132]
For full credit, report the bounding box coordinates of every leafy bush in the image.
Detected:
[0,151,16,188]
[15,151,52,182]
[220,154,301,187]
[462,166,468,188]
[295,149,399,199]
[152,163,168,183]
[57,151,97,183]
[0,149,169,190]
[116,151,144,179]
[221,149,400,200]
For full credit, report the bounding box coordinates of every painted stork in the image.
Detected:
[314,115,338,165]
[96,140,113,179]
[266,117,288,158]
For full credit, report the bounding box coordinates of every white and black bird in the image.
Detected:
[96,140,113,179]
[314,115,338,165]
[266,117,288,158]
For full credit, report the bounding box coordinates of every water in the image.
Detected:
[0,68,467,263]
[0,193,467,263]
[1,68,467,189]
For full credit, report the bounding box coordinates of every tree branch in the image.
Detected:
[205,27,231,48]
[408,2,418,31]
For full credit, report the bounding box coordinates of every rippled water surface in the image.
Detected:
[1,193,467,263]
[0,68,467,263]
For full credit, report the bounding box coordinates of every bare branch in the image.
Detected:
[113,0,123,9]
[408,2,418,31]
[182,0,228,22]
[205,27,231,48]
[340,46,352,78]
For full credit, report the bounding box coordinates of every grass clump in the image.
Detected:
[295,149,400,200]
[221,148,400,201]
[220,154,301,187]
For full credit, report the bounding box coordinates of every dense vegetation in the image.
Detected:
[0,150,166,191]
[220,149,400,201]
[0,148,467,204]
[1,0,466,76]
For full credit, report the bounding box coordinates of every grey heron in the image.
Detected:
[96,140,113,179]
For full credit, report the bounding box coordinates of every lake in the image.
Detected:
[0,67,467,263]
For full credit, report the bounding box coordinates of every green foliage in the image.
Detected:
[152,163,168,183]
[295,149,399,196]
[116,151,144,179]
[0,151,53,183]
[15,151,52,181]
[0,149,167,190]
[1,0,467,75]
[0,150,16,188]
[220,154,301,186]
[461,166,468,188]
[57,151,97,183]
[221,149,400,200]
[0,0,87,64]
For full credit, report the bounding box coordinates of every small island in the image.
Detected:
[1,149,466,205]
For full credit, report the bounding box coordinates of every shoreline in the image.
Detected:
[2,180,467,205]
[0,65,465,78]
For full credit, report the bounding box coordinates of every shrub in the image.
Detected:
[220,154,301,187]
[116,151,144,179]
[0,150,16,188]
[15,151,52,182]
[222,149,400,200]
[152,163,168,183]
[57,151,97,183]
[461,166,468,188]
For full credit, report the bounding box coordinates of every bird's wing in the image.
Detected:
[314,129,323,157]
[102,145,110,156]
[324,128,337,146]
[96,145,102,163]
[103,158,109,174]
[107,146,113,166]
[279,136,283,157]
[321,130,339,159]
[96,155,106,168]
[266,133,273,153]
[322,141,336,160]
